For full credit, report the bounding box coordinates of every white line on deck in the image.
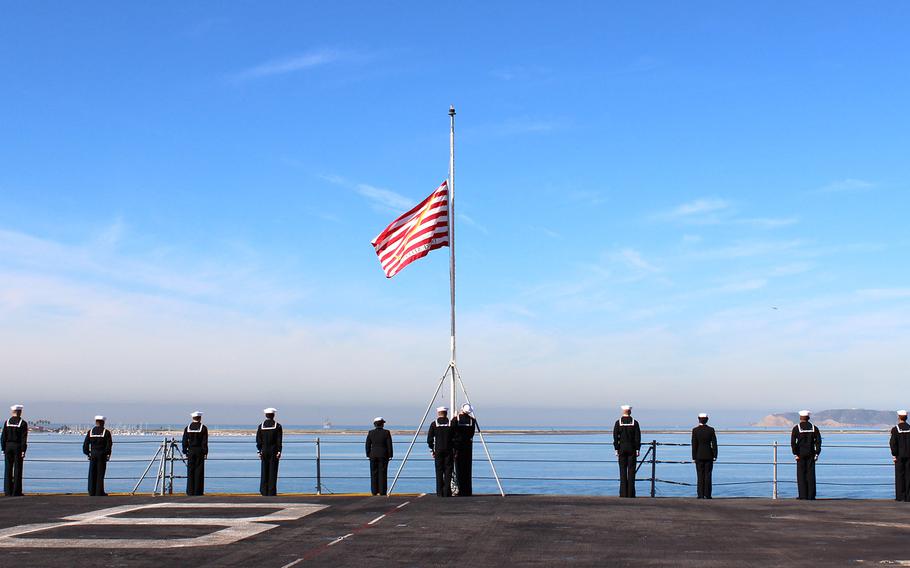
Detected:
[280,559,303,568]
[368,514,386,525]
[396,501,411,509]
[328,533,354,547]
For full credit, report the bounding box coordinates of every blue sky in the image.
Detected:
[1,2,909,421]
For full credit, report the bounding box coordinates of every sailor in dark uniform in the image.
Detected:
[182,411,208,496]
[790,410,822,500]
[2,404,27,496]
[82,415,112,496]
[453,403,476,496]
[691,412,718,499]
[365,416,393,496]
[256,408,282,496]
[427,406,455,497]
[613,405,641,498]
[889,409,910,502]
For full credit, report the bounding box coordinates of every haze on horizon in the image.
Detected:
[1,3,908,419]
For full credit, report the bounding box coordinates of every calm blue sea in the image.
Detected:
[19,431,896,499]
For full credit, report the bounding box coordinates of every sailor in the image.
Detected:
[82,415,112,496]
[365,416,393,496]
[889,410,910,502]
[691,412,718,499]
[790,410,822,500]
[613,405,641,498]
[427,406,455,497]
[256,408,282,496]
[182,411,208,496]
[2,404,27,496]
[453,403,477,496]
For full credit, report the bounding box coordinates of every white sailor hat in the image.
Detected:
[620,405,632,411]
[373,416,385,423]
[94,415,106,421]
[10,404,23,411]
[898,410,908,417]
[798,410,810,417]
[191,411,203,418]
[263,408,277,415]
[461,403,474,413]
[698,413,708,418]
[436,406,449,413]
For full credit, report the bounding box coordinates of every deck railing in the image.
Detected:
[16,436,896,498]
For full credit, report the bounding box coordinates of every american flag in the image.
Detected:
[371,181,449,278]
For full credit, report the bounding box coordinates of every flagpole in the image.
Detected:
[448,105,457,414]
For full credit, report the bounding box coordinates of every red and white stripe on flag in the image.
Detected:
[371,181,449,278]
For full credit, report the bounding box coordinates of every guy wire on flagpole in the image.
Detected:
[448,104,457,414]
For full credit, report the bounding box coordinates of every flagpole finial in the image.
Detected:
[449,105,455,116]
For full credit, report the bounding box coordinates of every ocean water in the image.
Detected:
[18,431,897,499]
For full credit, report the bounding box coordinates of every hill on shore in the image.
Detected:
[753,409,899,428]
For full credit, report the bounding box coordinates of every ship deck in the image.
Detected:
[0,494,906,566]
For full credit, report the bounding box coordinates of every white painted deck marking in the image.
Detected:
[367,514,386,525]
[396,501,411,509]
[327,533,354,546]
[279,558,304,568]
[0,502,327,549]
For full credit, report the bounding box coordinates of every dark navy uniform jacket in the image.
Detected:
[256,419,283,454]
[790,422,822,458]
[82,426,113,458]
[691,424,718,461]
[890,423,910,458]
[453,415,476,451]
[613,417,642,453]
[1,417,28,453]
[365,427,393,459]
[182,423,209,455]
[427,417,455,453]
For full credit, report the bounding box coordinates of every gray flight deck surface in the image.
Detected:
[0,494,907,567]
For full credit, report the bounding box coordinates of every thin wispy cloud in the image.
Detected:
[567,190,607,206]
[857,288,910,300]
[459,213,488,234]
[738,217,799,228]
[655,198,797,229]
[538,227,563,239]
[355,184,414,212]
[713,278,768,293]
[664,198,731,219]
[0,225,306,313]
[614,248,660,273]
[320,174,416,213]
[817,178,876,193]
[684,239,806,261]
[231,49,343,81]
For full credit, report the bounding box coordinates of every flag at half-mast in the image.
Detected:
[371,180,449,278]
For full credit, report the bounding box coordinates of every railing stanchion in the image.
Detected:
[316,438,322,495]
[772,441,778,500]
[168,439,176,495]
[650,440,657,498]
